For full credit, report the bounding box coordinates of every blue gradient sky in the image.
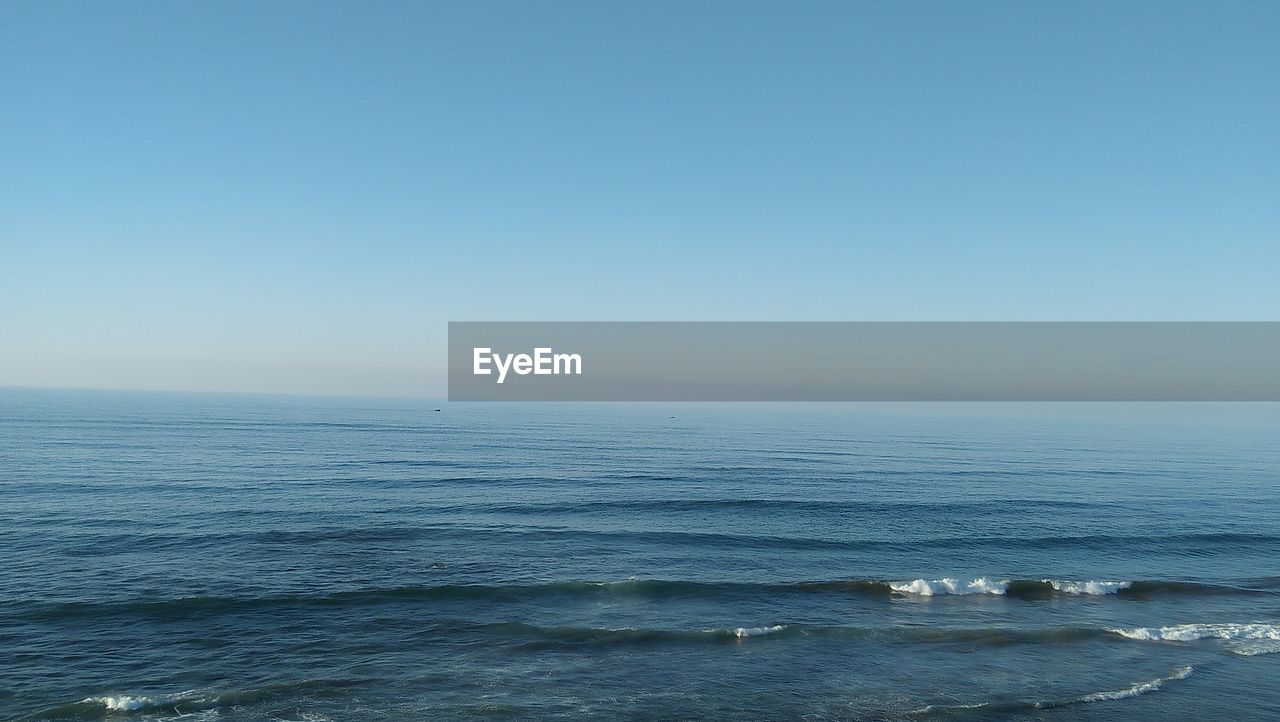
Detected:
[3,1,1277,396]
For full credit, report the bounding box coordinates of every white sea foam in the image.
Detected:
[730,624,786,638]
[84,691,199,712]
[912,701,989,714]
[1071,666,1192,704]
[88,695,156,711]
[891,577,1134,596]
[1227,639,1280,656]
[78,688,248,717]
[890,577,1008,595]
[1046,579,1130,595]
[911,701,988,711]
[915,667,1192,715]
[1112,622,1280,643]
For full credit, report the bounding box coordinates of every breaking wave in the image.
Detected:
[730,624,787,638]
[890,578,1133,597]
[1069,665,1193,703]
[463,621,1119,652]
[1046,579,1131,595]
[86,692,199,712]
[28,689,254,720]
[914,666,1193,716]
[20,681,363,721]
[21,577,1265,621]
[891,577,1012,595]
[1112,622,1280,655]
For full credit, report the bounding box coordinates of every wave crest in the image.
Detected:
[85,694,184,712]
[890,578,1131,597]
[1112,622,1280,654]
[891,577,1009,595]
[21,577,1263,623]
[915,666,1193,716]
[1046,580,1130,595]
[1072,665,1192,703]
[729,624,787,638]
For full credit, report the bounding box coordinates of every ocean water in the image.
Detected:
[2,389,1279,721]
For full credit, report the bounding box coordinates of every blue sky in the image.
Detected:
[2,0,1277,396]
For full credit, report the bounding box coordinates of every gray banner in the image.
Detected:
[448,322,1280,401]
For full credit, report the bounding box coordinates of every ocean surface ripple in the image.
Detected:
[2,391,1279,720]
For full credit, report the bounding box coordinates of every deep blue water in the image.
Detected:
[2,389,1279,720]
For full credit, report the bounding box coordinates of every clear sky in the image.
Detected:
[2,0,1277,397]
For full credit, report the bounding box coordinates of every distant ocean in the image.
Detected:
[2,389,1278,720]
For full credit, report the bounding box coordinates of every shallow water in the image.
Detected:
[2,390,1278,720]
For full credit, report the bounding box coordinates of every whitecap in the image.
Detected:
[730,624,786,638]
[1227,639,1280,656]
[1071,665,1192,704]
[88,695,157,712]
[83,691,200,712]
[912,701,989,714]
[1111,622,1280,642]
[1045,579,1130,595]
[890,577,1008,596]
[78,688,249,716]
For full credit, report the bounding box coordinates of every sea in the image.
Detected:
[2,388,1278,720]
